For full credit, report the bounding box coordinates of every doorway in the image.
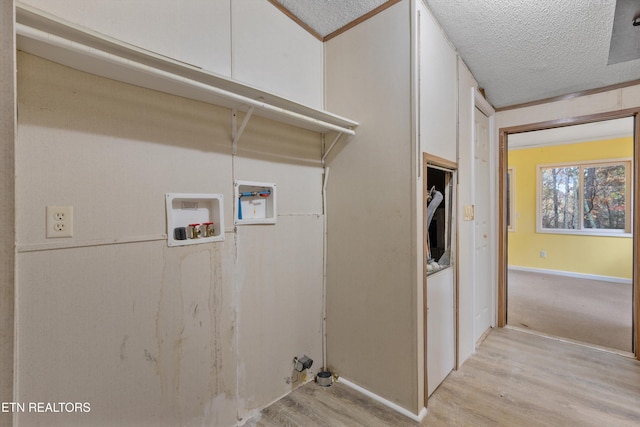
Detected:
[498,110,640,360]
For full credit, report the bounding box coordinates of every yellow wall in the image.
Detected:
[508,137,633,279]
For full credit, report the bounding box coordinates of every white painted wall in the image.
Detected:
[11,1,328,424]
[15,49,324,426]
[325,0,418,414]
[232,127,324,419]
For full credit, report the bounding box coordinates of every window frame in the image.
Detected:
[536,157,632,237]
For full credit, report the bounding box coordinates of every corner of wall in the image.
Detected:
[0,1,16,426]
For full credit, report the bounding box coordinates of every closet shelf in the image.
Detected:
[15,4,358,136]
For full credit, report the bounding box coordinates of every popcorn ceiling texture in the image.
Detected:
[425,0,640,107]
[276,0,388,37]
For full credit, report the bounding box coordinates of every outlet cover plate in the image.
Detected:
[46,205,73,238]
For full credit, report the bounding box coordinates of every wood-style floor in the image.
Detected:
[243,328,640,426]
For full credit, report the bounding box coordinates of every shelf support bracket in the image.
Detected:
[322,131,352,164]
[232,106,255,155]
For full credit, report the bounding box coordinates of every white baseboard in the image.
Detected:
[338,377,427,422]
[508,265,632,284]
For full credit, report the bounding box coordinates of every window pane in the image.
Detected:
[583,164,626,230]
[541,167,579,229]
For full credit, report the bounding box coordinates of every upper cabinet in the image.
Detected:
[417,1,458,162]
[231,0,324,109]
[15,1,357,139]
[19,0,232,76]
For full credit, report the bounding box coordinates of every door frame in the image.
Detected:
[423,153,458,405]
[497,108,640,360]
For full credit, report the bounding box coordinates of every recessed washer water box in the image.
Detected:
[166,193,224,247]
[234,180,277,225]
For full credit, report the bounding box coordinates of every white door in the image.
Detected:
[474,107,492,342]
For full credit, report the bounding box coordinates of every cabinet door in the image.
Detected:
[427,267,455,396]
[418,3,457,161]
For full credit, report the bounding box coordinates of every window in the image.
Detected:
[537,159,632,235]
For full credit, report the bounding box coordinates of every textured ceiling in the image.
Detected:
[274,0,388,37]
[425,0,640,108]
[276,0,640,109]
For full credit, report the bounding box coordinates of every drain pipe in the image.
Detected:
[322,166,330,371]
[318,165,334,387]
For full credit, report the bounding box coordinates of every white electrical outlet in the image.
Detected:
[46,206,73,238]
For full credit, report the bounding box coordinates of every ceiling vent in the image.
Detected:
[608,0,640,64]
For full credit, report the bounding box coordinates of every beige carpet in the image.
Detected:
[507,269,633,353]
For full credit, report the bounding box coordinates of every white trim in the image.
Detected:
[338,377,427,422]
[508,265,632,284]
[505,325,635,358]
[473,88,494,117]
[17,234,167,252]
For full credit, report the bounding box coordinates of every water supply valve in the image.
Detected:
[293,355,313,372]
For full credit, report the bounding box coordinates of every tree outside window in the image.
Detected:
[538,160,631,235]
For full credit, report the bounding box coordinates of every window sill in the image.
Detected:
[536,229,632,238]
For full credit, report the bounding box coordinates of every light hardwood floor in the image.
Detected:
[243,328,640,426]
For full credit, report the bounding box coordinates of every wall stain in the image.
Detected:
[144,349,157,364]
[156,245,185,420]
[120,335,129,361]
[209,244,225,396]
[192,302,199,318]
[155,239,233,422]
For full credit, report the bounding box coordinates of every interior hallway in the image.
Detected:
[246,328,640,426]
